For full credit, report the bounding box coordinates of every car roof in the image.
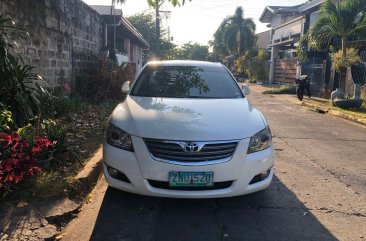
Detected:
[146,60,224,68]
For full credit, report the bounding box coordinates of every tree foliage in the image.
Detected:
[116,0,191,7]
[297,0,366,62]
[211,7,256,60]
[127,11,176,60]
[0,15,49,125]
[331,48,361,72]
[235,49,270,82]
[128,12,208,61]
[211,27,229,59]
[175,42,209,60]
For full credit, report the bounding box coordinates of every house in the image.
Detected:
[256,30,271,50]
[90,5,150,73]
[259,0,325,95]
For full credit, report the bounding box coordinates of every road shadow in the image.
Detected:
[89,175,337,241]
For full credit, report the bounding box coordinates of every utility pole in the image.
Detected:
[155,0,160,59]
[159,10,171,41]
[155,1,172,59]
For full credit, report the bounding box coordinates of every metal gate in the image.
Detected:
[301,63,324,97]
[353,49,366,86]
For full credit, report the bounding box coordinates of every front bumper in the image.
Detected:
[103,136,274,198]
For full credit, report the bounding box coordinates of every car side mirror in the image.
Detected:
[241,84,250,95]
[121,81,130,94]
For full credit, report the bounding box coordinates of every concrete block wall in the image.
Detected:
[0,0,103,88]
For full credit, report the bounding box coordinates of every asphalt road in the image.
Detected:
[62,90,366,241]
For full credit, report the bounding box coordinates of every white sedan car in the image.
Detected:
[103,60,274,198]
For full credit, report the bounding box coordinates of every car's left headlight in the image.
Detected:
[106,123,134,152]
[247,126,272,154]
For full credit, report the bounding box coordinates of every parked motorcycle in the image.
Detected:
[295,75,311,101]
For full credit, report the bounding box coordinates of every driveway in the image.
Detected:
[62,89,366,241]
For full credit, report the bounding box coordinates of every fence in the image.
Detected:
[301,62,325,97]
[273,59,297,83]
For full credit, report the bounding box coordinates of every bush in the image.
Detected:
[0,104,16,133]
[76,54,136,102]
[16,118,67,155]
[0,132,55,197]
[262,85,297,94]
[235,49,270,83]
[0,15,51,126]
[38,87,84,119]
[331,48,361,72]
[40,119,66,154]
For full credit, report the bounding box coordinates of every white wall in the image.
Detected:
[272,18,304,42]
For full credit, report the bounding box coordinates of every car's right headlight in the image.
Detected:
[106,123,134,152]
[247,126,272,154]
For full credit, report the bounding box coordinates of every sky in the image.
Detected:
[82,0,307,46]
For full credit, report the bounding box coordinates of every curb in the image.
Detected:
[248,84,366,127]
[328,109,366,126]
[300,101,366,126]
[300,101,328,113]
[75,146,103,193]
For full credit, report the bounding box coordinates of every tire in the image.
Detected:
[296,87,304,101]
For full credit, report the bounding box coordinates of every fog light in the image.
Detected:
[249,169,271,184]
[107,166,131,183]
[260,170,270,180]
[108,167,119,176]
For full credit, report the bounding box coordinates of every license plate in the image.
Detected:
[169,172,214,187]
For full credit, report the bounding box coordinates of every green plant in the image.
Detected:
[0,104,15,132]
[235,51,251,76]
[16,123,34,140]
[296,0,366,90]
[38,88,84,119]
[116,0,191,7]
[212,7,256,57]
[0,15,51,126]
[331,48,361,72]
[40,119,66,154]
[76,54,136,102]
[15,116,67,157]
[297,0,366,61]
[235,49,270,82]
[262,85,297,95]
[251,49,270,82]
[0,132,46,197]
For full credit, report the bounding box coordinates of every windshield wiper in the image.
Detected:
[187,96,219,98]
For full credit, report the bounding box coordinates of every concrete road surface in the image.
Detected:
[62,90,366,241]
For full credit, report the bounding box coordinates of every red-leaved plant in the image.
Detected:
[0,132,53,196]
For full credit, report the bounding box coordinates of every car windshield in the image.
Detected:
[130,65,244,98]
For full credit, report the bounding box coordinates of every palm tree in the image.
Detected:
[220,7,256,56]
[297,0,366,90]
[211,25,230,59]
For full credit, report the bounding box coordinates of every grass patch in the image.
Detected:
[305,99,330,106]
[262,84,296,95]
[305,99,366,119]
[331,104,366,119]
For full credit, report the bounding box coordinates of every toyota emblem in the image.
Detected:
[183,142,199,152]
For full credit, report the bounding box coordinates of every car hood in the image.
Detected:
[109,96,266,141]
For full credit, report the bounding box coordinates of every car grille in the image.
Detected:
[143,139,238,163]
[147,180,233,191]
